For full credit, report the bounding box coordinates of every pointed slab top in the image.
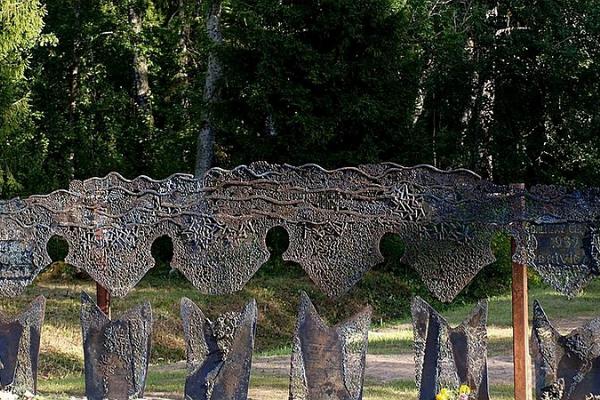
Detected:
[180,297,258,400]
[411,296,490,400]
[532,300,600,399]
[0,295,46,394]
[291,291,372,400]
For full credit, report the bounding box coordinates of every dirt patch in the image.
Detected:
[553,316,597,333]
[154,353,519,385]
[252,354,517,384]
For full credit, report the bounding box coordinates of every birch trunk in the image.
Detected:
[476,77,495,179]
[68,0,81,124]
[129,4,154,129]
[195,0,222,177]
[460,38,477,151]
[537,93,557,168]
[176,0,193,119]
[412,57,434,127]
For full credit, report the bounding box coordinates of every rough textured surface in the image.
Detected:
[0,295,45,394]
[80,292,152,400]
[515,223,596,297]
[513,184,600,297]
[289,291,371,400]
[180,297,257,400]
[540,379,566,400]
[532,300,600,400]
[411,296,489,400]
[0,163,599,301]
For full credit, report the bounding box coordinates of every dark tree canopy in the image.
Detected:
[1,0,599,197]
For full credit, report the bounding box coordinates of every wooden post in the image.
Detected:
[93,205,111,318]
[511,183,531,400]
[96,282,111,318]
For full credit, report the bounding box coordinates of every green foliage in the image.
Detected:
[217,0,417,167]
[0,0,46,197]
[16,0,205,195]
[2,0,599,195]
[0,0,45,74]
[214,0,600,185]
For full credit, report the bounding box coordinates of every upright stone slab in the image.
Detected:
[532,300,600,400]
[0,296,45,394]
[411,296,489,400]
[180,297,257,400]
[80,292,152,400]
[289,291,372,400]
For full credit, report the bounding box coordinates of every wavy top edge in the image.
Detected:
[0,163,483,204]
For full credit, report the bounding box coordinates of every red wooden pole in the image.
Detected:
[96,282,111,318]
[93,207,111,318]
[511,183,531,400]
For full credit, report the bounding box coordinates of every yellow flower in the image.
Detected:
[436,388,451,400]
[459,384,471,395]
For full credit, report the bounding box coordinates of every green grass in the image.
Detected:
[365,278,600,357]
[256,278,600,358]
[39,372,516,400]
[0,259,413,378]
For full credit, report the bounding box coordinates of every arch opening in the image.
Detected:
[149,235,176,278]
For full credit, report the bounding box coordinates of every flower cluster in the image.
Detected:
[435,384,473,400]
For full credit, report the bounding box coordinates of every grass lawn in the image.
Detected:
[39,372,516,400]
[260,278,600,357]
[2,262,599,399]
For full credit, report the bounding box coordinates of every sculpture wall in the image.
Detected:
[0,162,599,399]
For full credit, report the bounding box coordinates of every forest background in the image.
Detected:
[1,0,600,318]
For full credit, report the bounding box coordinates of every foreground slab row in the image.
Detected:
[1,294,598,399]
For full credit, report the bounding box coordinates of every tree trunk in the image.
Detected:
[461,51,496,179]
[195,0,222,177]
[476,76,495,179]
[176,0,192,92]
[174,0,192,132]
[68,0,81,124]
[535,87,557,170]
[265,113,278,137]
[129,3,154,129]
[412,56,434,127]
[459,38,478,157]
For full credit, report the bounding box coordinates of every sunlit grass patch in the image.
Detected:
[39,373,518,400]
